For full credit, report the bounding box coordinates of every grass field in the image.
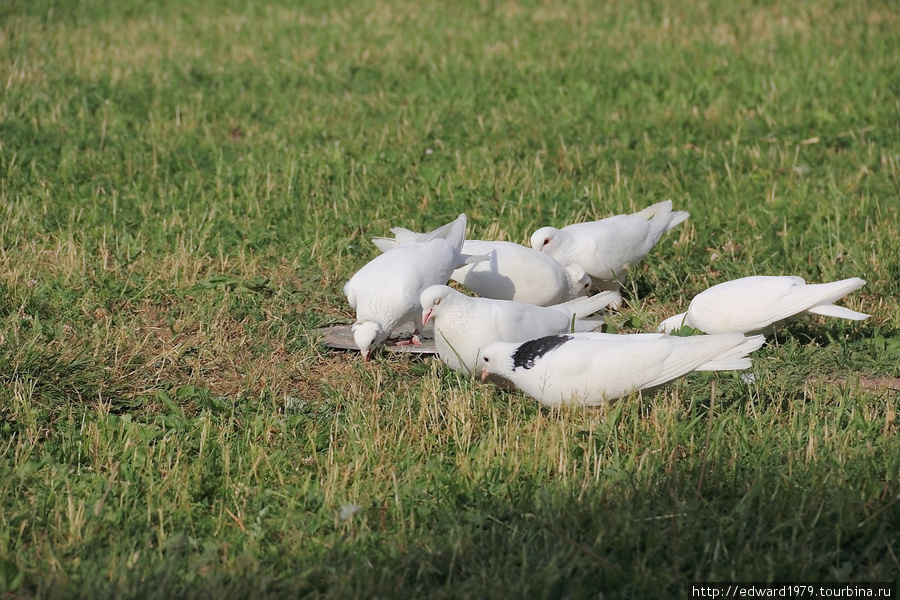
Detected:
[1,0,899,597]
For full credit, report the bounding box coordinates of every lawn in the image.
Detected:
[1,0,899,597]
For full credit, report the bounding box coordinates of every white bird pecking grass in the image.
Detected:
[530,200,689,292]
[344,214,468,360]
[420,284,620,375]
[658,275,869,335]
[479,331,766,407]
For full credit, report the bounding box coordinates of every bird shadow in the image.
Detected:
[766,317,896,349]
[618,272,655,304]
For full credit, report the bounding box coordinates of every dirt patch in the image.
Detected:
[812,376,900,393]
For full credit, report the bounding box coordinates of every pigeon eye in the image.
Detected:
[434,298,442,305]
[543,238,550,246]
[483,357,490,363]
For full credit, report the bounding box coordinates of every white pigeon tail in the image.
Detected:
[419,285,620,375]
[344,214,468,360]
[658,276,869,335]
[530,200,690,291]
[372,226,490,268]
[479,332,766,407]
[371,226,423,252]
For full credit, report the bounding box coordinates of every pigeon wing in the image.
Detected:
[687,276,806,334]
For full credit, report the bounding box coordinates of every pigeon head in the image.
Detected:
[420,284,456,326]
[479,341,518,381]
[352,321,384,361]
[564,264,592,299]
[530,227,560,252]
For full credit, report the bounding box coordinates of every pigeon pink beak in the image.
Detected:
[363,350,372,362]
[480,366,488,381]
[422,309,432,326]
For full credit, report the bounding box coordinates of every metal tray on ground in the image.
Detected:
[314,324,438,355]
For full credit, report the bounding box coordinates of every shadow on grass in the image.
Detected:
[29,449,900,600]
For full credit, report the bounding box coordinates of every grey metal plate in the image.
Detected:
[314,325,438,355]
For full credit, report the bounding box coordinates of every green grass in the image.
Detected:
[1,0,899,597]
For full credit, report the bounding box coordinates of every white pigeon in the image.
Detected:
[479,331,766,407]
[419,284,620,375]
[450,240,591,306]
[658,276,869,335]
[374,233,590,306]
[530,200,690,291]
[343,214,467,360]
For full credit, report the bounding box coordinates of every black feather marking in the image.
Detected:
[512,335,573,371]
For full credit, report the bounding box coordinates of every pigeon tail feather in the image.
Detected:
[806,277,867,307]
[807,304,870,320]
[773,277,868,324]
[635,200,673,220]
[693,334,766,371]
[665,210,691,232]
[371,237,398,253]
[417,214,467,252]
[549,290,620,319]
[388,227,421,243]
[374,216,468,256]
[640,199,690,240]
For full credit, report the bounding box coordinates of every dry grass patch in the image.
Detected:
[815,376,900,395]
